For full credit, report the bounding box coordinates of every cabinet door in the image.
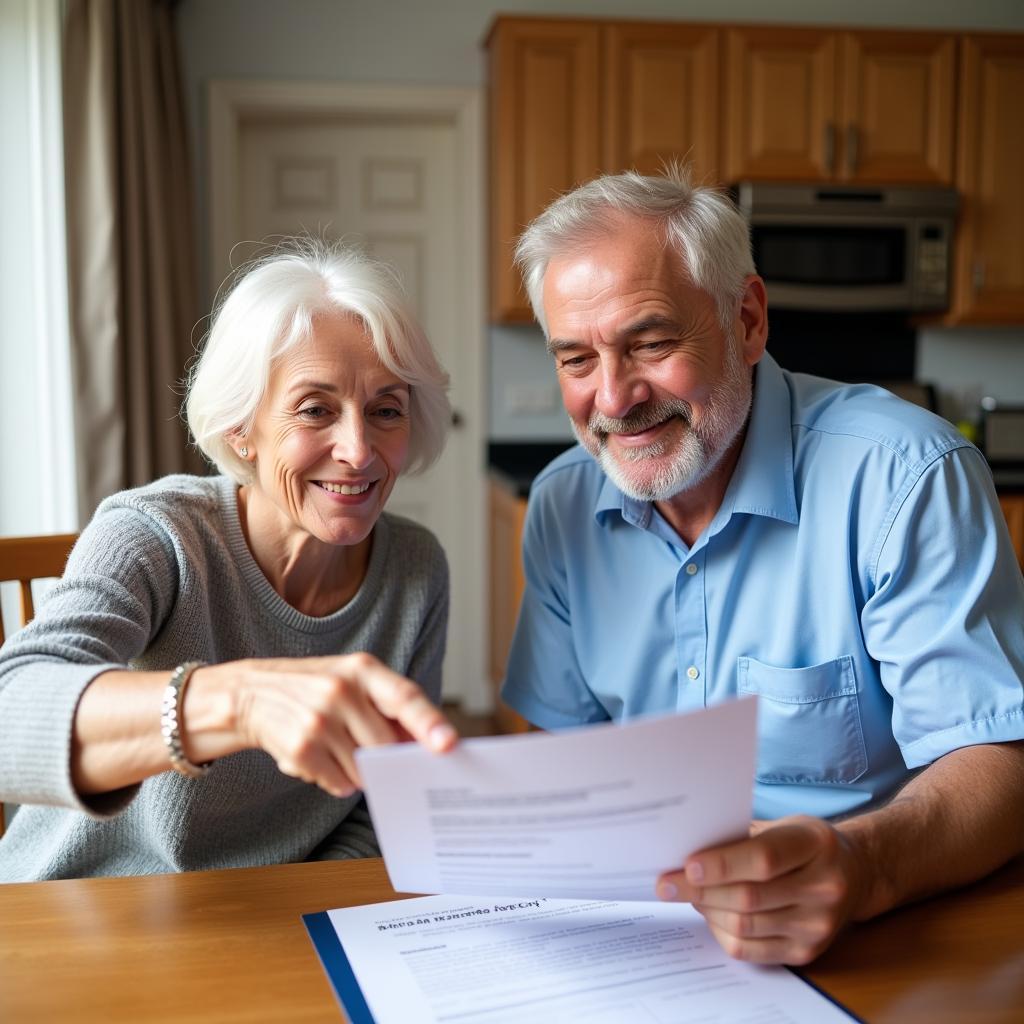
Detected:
[488,481,531,733]
[999,495,1024,573]
[840,31,955,184]
[724,27,838,182]
[488,18,601,323]
[950,34,1024,323]
[603,22,720,182]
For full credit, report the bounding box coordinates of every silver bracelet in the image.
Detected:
[160,661,211,778]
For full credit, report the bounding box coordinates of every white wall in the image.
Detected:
[176,0,1024,440]
[919,327,1024,422]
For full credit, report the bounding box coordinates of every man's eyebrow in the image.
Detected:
[546,316,680,355]
[546,338,578,356]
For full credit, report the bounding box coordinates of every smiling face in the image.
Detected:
[241,312,411,550]
[543,216,763,504]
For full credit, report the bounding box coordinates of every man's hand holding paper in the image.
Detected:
[659,814,865,965]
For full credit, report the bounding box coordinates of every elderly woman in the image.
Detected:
[0,241,458,881]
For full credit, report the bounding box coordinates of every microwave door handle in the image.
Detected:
[846,124,859,177]
[824,122,836,175]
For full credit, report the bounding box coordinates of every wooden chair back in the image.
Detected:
[0,533,78,645]
[0,532,78,838]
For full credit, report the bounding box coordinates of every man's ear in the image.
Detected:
[736,275,769,367]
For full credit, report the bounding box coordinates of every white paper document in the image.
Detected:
[316,892,854,1023]
[356,698,758,901]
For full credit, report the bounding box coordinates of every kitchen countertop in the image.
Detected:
[488,441,574,498]
[490,442,1024,497]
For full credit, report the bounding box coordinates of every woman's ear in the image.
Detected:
[226,431,253,460]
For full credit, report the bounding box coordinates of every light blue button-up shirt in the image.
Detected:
[502,354,1024,820]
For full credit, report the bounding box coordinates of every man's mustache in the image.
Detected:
[588,399,693,438]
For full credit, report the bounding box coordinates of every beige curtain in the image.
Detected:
[63,0,203,523]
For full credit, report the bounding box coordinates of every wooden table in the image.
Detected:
[1,856,1022,1023]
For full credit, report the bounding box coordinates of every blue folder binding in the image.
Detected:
[789,969,865,1024]
[303,911,377,1024]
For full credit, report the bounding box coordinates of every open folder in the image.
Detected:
[304,894,859,1024]
[303,699,859,1023]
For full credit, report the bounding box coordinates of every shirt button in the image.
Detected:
[686,666,700,680]
[685,563,698,575]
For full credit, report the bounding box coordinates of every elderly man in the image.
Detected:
[502,168,1024,965]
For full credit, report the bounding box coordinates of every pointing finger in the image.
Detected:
[344,653,458,753]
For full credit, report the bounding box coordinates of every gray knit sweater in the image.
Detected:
[0,475,448,882]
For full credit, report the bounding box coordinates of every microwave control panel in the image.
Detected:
[913,222,951,306]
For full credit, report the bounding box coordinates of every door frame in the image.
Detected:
[207,79,490,711]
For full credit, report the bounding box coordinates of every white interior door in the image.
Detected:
[233,109,486,709]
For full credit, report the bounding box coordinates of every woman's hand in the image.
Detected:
[217,653,457,797]
[71,655,457,797]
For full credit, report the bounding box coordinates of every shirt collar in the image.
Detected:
[725,352,798,526]
[593,351,798,529]
[596,469,652,528]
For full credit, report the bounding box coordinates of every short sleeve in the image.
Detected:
[501,484,609,728]
[861,447,1024,767]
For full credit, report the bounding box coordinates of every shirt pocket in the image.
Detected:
[737,655,867,785]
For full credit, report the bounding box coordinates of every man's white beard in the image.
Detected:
[572,342,753,503]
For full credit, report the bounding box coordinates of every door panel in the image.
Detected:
[841,31,955,184]
[603,22,720,181]
[724,27,838,182]
[238,116,484,703]
[952,35,1024,322]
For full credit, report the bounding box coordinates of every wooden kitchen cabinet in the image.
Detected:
[999,494,1024,573]
[949,34,1024,324]
[723,26,956,185]
[724,26,838,182]
[602,22,720,180]
[840,31,955,184]
[487,16,721,323]
[487,18,602,322]
[488,479,531,733]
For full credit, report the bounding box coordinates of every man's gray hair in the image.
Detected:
[185,237,450,484]
[515,165,755,335]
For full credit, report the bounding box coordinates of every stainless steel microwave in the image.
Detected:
[733,182,958,313]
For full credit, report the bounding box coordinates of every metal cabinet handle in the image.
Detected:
[972,260,986,294]
[846,124,859,177]
[824,122,836,175]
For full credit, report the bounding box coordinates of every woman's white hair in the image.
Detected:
[515,164,755,334]
[185,238,451,484]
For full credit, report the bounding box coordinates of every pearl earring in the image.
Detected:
[239,447,248,458]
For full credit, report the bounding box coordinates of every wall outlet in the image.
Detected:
[504,383,559,415]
